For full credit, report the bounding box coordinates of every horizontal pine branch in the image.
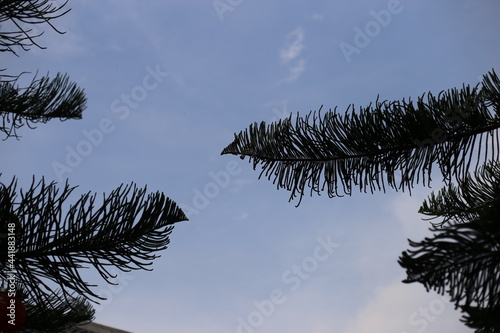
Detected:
[0,176,188,303]
[0,72,87,139]
[222,70,500,204]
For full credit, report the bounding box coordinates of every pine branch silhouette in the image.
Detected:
[0,72,86,139]
[222,70,500,205]
[0,177,188,306]
[0,2,84,140]
[0,0,69,55]
[399,161,500,332]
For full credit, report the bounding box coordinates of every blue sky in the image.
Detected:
[2,0,500,332]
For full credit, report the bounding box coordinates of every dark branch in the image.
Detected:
[399,161,500,331]
[0,176,188,304]
[222,70,500,205]
[0,0,70,55]
[0,72,87,139]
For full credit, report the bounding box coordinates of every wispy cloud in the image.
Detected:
[281,58,306,83]
[279,27,305,64]
[310,13,325,21]
[279,27,306,83]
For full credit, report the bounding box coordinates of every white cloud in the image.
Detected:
[236,212,250,220]
[310,13,325,21]
[278,27,306,83]
[279,27,305,64]
[280,59,306,84]
[342,281,472,333]
[390,188,445,240]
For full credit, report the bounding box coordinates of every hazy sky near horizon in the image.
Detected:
[2,1,500,332]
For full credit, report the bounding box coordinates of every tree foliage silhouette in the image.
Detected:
[0,72,86,139]
[6,284,94,332]
[222,70,500,204]
[222,70,500,332]
[0,0,85,140]
[0,0,69,55]
[399,161,500,332]
[0,177,188,331]
[0,2,188,332]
